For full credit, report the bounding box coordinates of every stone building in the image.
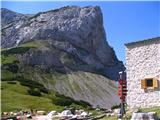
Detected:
[125,37,160,108]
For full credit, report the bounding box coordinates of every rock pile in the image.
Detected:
[131,112,158,120]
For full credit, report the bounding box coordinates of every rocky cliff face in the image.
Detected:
[1,6,125,108]
[2,6,124,79]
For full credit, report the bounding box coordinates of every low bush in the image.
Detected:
[2,63,19,73]
[1,55,19,65]
[17,77,48,94]
[52,97,72,106]
[111,104,121,110]
[39,87,49,94]
[1,46,34,56]
[18,78,43,88]
[1,70,15,81]
[7,81,17,84]
[52,93,91,108]
[28,88,41,96]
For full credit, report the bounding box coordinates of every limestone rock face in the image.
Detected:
[1,6,123,68]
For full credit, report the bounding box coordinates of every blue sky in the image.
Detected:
[1,1,160,63]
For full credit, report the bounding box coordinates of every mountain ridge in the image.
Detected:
[1,6,124,109]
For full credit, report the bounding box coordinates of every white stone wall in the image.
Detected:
[126,40,160,108]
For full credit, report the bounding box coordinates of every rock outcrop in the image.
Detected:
[131,112,158,120]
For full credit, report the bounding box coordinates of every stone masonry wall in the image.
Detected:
[126,39,160,108]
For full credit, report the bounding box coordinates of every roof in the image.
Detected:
[125,37,160,47]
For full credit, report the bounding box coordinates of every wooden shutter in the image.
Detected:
[153,78,158,88]
[141,79,146,89]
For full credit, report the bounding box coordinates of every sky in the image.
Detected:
[1,1,160,63]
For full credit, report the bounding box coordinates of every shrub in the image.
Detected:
[7,81,17,84]
[52,93,91,108]
[1,70,15,81]
[111,104,121,110]
[1,46,33,56]
[18,78,43,88]
[2,63,19,73]
[39,88,49,94]
[17,77,48,94]
[75,100,91,108]
[52,93,75,106]
[1,55,18,65]
[28,88,41,96]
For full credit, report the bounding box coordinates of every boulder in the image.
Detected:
[131,112,158,120]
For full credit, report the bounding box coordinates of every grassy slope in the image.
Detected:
[1,80,92,112]
[1,81,63,112]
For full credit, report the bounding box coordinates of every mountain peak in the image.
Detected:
[1,8,27,28]
[1,6,125,109]
[2,6,124,78]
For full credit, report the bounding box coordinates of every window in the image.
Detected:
[141,78,158,89]
[146,79,153,87]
